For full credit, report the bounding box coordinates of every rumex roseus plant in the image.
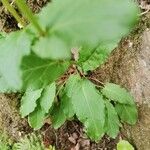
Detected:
[0,0,139,141]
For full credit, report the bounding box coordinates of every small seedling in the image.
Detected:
[117,140,134,150]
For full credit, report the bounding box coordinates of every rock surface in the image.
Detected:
[124,28,150,150]
[93,13,150,150]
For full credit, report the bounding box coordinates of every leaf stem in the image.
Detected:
[88,77,104,86]
[15,0,45,36]
[1,0,25,27]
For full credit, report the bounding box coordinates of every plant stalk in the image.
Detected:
[15,0,45,36]
[1,0,25,27]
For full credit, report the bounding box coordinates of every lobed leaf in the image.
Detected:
[32,0,139,60]
[115,104,138,125]
[0,31,33,92]
[27,83,56,129]
[51,87,75,129]
[21,54,70,90]
[105,101,120,138]
[64,74,80,97]
[28,105,46,130]
[102,83,135,105]
[40,82,56,113]
[65,75,105,140]
[78,42,118,72]
[60,92,75,119]
[20,89,43,117]
[32,35,71,60]
[51,104,66,129]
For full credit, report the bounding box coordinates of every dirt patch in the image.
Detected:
[0,4,18,32]
[0,0,49,32]
[41,121,121,150]
[0,94,32,142]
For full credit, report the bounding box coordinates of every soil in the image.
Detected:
[0,94,32,142]
[0,0,150,150]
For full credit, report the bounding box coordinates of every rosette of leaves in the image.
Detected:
[0,0,139,141]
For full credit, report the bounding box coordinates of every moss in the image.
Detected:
[0,131,13,150]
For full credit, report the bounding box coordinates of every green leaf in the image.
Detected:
[64,74,80,98]
[21,54,70,90]
[33,0,139,59]
[105,101,120,138]
[66,75,105,140]
[40,82,56,113]
[0,75,11,93]
[60,91,75,119]
[32,35,71,60]
[51,104,66,129]
[0,31,32,91]
[20,89,43,117]
[28,105,46,130]
[117,140,134,150]
[102,83,135,105]
[79,42,118,72]
[115,104,138,125]
[51,87,75,129]
[0,32,6,39]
